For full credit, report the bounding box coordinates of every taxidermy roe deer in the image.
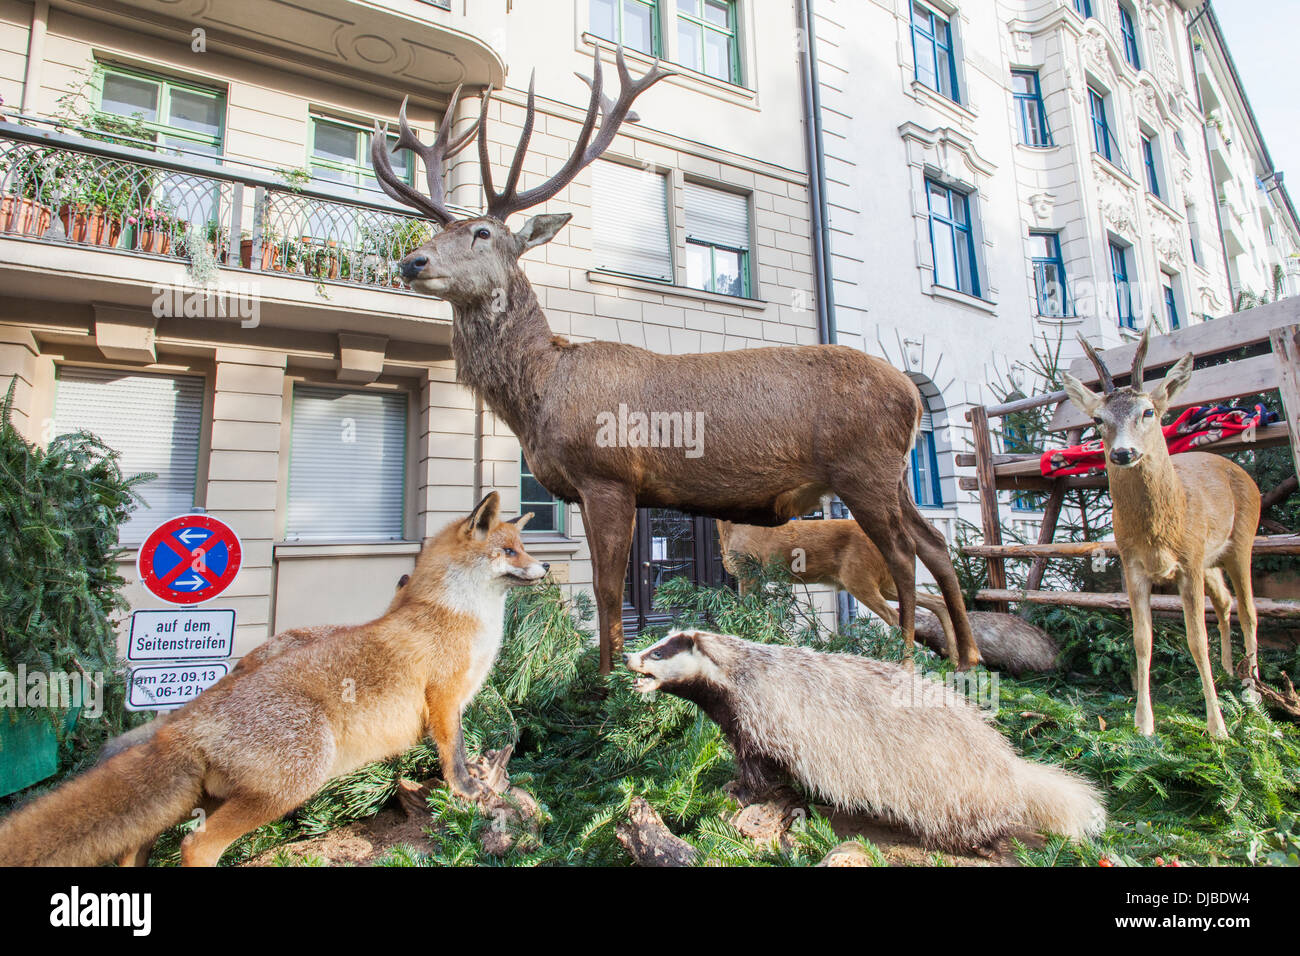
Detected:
[1062,326,1261,739]
[717,519,960,664]
[371,44,978,673]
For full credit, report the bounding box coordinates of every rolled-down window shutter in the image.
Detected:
[684,182,750,250]
[52,367,203,546]
[592,160,673,280]
[287,386,407,541]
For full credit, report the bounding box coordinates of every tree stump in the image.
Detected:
[816,842,877,867]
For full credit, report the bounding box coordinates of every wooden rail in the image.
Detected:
[963,535,1300,560]
[976,589,1300,619]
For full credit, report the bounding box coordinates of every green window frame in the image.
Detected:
[590,0,661,56]
[521,453,565,535]
[94,64,225,155]
[310,114,412,196]
[686,240,749,297]
[677,0,741,85]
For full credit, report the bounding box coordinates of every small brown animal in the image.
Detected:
[0,493,546,866]
[1063,326,1261,738]
[717,519,960,665]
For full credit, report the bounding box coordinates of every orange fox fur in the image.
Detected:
[0,493,545,867]
[717,519,959,664]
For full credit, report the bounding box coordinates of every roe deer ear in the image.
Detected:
[1062,372,1103,418]
[1150,352,1195,412]
[515,213,572,252]
[507,511,535,531]
[465,491,501,540]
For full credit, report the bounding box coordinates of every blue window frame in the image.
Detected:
[1030,232,1070,317]
[1110,240,1136,328]
[1119,4,1141,70]
[1141,134,1161,198]
[1163,280,1180,329]
[1072,0,1092,17]
[1012,70,1052,146]
[911,3,960,103]
[909,406,943,508]
[926,179,980,297]
[1089,87,1117,164]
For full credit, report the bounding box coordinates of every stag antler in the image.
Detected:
[372,86,480,225]
[1076,333,1116,394]
[477,42,674,222]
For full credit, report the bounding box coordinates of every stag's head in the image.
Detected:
[371,45,673,309]
[1062,325,1194,468]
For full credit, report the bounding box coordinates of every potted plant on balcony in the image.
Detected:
[240,228,285,271]
[0,96,55,238]
[126,203,176,254]
[0,383,146,796]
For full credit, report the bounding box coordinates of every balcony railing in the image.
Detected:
[0,119,458,292]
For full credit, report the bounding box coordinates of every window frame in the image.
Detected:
[676,0,741,85]
[909,420,943,509]
[1141,132,1162,199]
[1162,277,1181,330]
[910,3,961,104]
[1012,69,1053,147]
[1089,86,1118,165]
[1109,239,1136,329]
[590,0,662,57]
[925,178,981,298]
[309,114,413,196]
[686,239,750,297]
[1030,231,1071,317]
[591,159,674,282]
[520,452,566,536]
[94,63,226,154]
[1072,0,1093,18]
[1119,2,1142,71]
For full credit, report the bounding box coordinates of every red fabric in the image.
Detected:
[1039,404,1275,477]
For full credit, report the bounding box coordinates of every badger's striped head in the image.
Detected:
[623,629,724,694]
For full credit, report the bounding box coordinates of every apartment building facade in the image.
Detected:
[808,0,1299,539]
[0,0,824,655]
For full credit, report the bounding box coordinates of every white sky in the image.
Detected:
[1209,1,1300,183]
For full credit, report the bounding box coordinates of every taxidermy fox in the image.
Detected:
[0,493,546,867]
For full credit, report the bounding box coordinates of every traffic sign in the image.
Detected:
[128,609,236,661]
[137,514,242,605]
[126,661,230,711]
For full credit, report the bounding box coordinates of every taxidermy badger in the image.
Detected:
[625,629,1105,850]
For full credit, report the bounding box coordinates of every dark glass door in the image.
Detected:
[623,508,730,634]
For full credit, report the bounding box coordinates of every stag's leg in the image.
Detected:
[1127,570,1156,737]
[900,490,979,670]
[578,483,637,675]
[1179,571,1228,740]
[1204,567,1234,675]
[1221,550,1259,680]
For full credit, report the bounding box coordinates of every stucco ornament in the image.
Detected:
[1029,192,1056,223]
[1099,179,1138,238]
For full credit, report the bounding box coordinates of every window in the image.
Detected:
[311,116,411,197]
[1119,3,1141,70]
[907,401,943,508]
[590,0,659,56]
[1072,0,1092,17]
[1030,232,1069,317]
[52,367,203,546]
[1109,240,1136,328]
[592,160,673,281]
[926,179,980,296]
[521,453,564,534]
[1089,86,1118,165]
[97,66,224,156]
[684,182,750,296]
[286,386,407,542]
[1162,277,1180,329]
[910,3,960,103]
[677,0,740,84]
[1012,70,1052,146]
[1141,133,1162,198]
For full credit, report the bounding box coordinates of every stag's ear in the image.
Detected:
[463,491,501,540]
[1150,353,1194,412]
[1062,372,1103,418]
[515,213,572,252]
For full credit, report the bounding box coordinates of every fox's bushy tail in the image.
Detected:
[1015,758,1106,840]
[0,733,203,866]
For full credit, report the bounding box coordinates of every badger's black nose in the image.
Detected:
[401,255,428,279]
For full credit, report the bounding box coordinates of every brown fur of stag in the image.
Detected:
[625,629,1105,851]
[0,495,545,867]
[370,43,980,676]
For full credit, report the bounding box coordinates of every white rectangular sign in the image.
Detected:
[126,661,230,711]
[128,609,235,661]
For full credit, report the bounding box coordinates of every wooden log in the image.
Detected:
[964,535,1300,559]
[1026,483,1066,591]
[1270,325,1300,480]
[1261,474,1298,513]
[969,404,1007,611]
[616,797,698,867]
[975,588,1300,619]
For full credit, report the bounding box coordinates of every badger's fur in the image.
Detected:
[625,629,1104,850]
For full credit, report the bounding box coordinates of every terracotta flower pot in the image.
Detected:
[136,227,171,255]
[240,237,281,271]
[0,195,53,236]
[58,204,123,247]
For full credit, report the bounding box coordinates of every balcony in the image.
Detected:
[0,120,458,338]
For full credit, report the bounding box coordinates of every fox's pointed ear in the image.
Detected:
[508,511,535,531]
[515,213,571,252]
[464,492,500,540]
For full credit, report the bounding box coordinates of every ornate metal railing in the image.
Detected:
[0,119,457,291]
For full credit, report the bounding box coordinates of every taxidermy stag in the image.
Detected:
[1063,326,1260,739]
[371,44,978,673]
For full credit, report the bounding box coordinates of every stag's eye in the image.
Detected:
[474,227,491,241]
